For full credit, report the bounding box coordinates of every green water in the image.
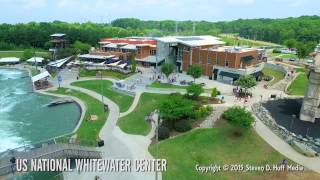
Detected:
[0,68,81,152]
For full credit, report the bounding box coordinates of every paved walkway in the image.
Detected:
[60,84,158,180]
[48,66,320,178]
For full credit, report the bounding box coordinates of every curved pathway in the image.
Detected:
[60,83,159,180]
[51,68,320,178]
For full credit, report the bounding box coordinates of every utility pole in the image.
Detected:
[192,22,196,35]
[33,46,37,70]
[99,71,104,108]
[155,110,160,180]
[175,21,178,35]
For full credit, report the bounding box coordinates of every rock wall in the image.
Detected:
[300,68,320,122]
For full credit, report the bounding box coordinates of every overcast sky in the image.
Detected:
[0,0,319,23]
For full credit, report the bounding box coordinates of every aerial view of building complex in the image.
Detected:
[0,0,319,180]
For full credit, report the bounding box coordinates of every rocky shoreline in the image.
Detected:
[252,100,320,157]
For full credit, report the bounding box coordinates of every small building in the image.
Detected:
[0,57,20,65]
[31,71,51,90]
[155,35,225,71]
[50,33,67,49]
[99,37,160,67]
[26,57,45,66]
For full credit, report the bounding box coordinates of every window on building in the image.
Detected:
[216,57,221,65]
[225,60,229,67]
[199,59,203,64]
[137,47,141,54]
[208,57,212,64]
[150,49,156,55]
[177,48,183,61]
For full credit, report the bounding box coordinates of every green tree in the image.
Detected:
[56,48,77,59]
[161,63,175,82]
[187,65,202,82]
[296,43,308,64]
[186,84,204,99]
[73,40,91,54]
[21,49,33,61]
[234,75,257,95]
[284,39,297,49]
[160,95,194,125]
[222,106,254,135]
[131,55,137,73]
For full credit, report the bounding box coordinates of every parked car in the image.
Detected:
[289,58,296,61]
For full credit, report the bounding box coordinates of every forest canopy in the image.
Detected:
[0,16,319,53]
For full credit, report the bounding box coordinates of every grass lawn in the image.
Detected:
[278,53,298,59]
[148,82,187,89]
[219,34,278,47]
[0,51,48,58]
[262,67,285,86]
[268,52,298,59]
[49,88,108,146]
[30,67,40,76]
[287,72,308,96]
[149,120,320,180]
[79,68,132,79]
[118,93,170,135]
[71,80,134,113]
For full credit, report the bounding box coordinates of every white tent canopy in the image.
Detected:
[120,44,136,50]
[0,57,20,63]
[79,54,114,60]
[48,57,71,68]
[108,61,120,67]
[31,71,51,82]
[103,43,117,48]
[118,63,127,69]
[26,57,44,63]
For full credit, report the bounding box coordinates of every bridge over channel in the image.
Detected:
[0,140,101,177]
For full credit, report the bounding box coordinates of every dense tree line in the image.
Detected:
[0,16,319,53]
[0,21,146,50]
[112,16,320,52]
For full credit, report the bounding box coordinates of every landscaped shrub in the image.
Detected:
[160,94,194,123]
[189,106,210,120]
[273,49,281,53]
[222,106,254,135]
[198,106,209,117]
[211,88,219,97]
[174,120,192,132]
[186,84,204,99]
[206,105,213,112]
[158,125,170,140]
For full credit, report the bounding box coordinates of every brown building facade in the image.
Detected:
[182,46,260,77]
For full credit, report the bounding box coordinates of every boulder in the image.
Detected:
[290,140,317,157]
